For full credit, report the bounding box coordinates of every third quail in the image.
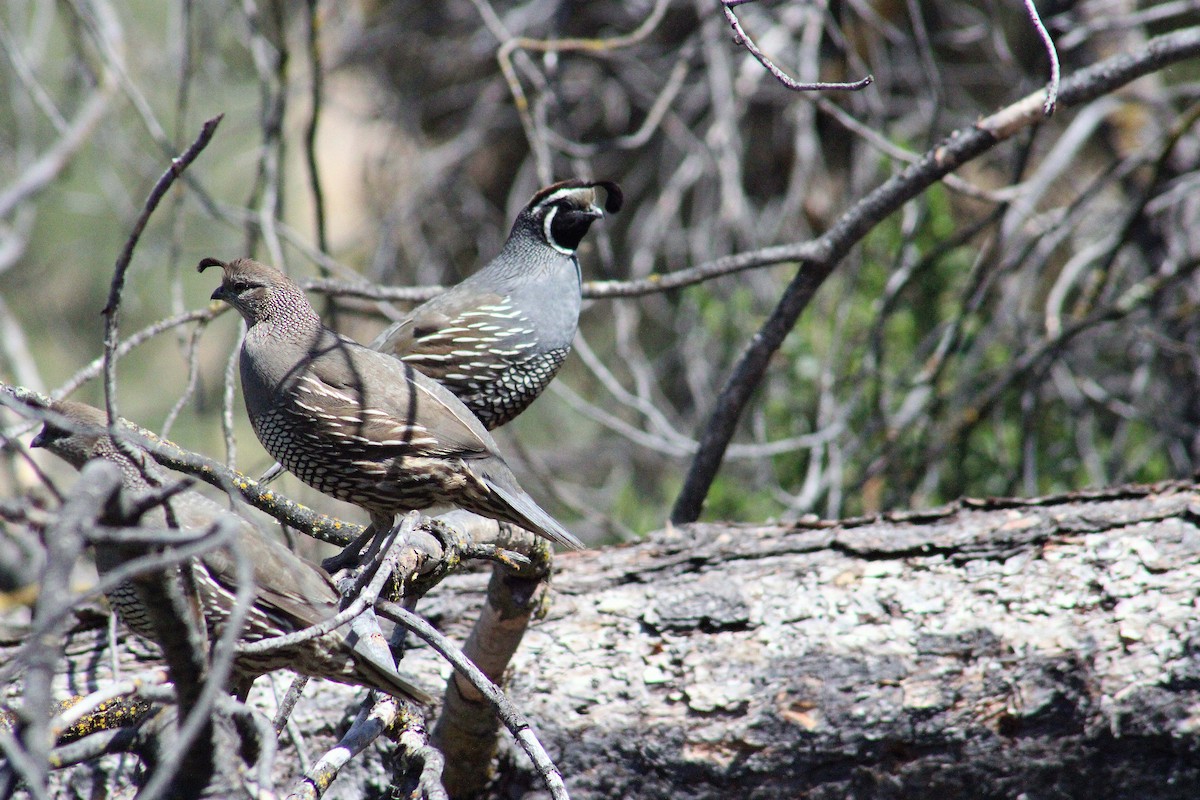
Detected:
[32,400,432,703]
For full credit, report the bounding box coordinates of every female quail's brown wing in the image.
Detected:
[301,334,496,459]
[302,339,585,549]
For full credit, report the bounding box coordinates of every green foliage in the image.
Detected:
[702,473,779,523]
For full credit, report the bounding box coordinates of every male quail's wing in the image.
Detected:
[379,291,533,384]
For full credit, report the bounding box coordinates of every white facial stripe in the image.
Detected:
[537,187,589,207]
[544,205,574,255]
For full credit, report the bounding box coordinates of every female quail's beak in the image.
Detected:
[198,257,231,303]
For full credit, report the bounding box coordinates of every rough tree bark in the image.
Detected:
[9,481,1200,799]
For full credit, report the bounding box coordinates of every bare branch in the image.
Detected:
[377,600,570,800]
[1022,0,1061,116]
[99,114,223,429]
[721,0,873,93]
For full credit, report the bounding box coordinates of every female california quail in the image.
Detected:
[199,256,584,567]
[32,401,433,703]
[372,179,621,429]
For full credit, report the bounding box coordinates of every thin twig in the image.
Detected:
[235,515,417,656]
[377,601,570,800]
[286,694,437,800]
[221,326,242,469]
[99,114,222,431]
[1023,0,1061,116]
[48,727,142,768]
[48,670,168,740]
[477,0,672,181]
[305,240,829,304]
[272,676,310,736]
[721,1,873,93]
[303,0,329,259]
[49,307,224,402]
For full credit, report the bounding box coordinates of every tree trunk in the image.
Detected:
[11,482,1200,799]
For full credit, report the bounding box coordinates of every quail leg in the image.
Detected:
[257,461,285,484]
[320,528,372,574]
[320,513,393,575]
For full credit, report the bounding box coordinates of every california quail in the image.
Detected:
[372,179,622,429]
[198,256,584,567]
[31,401,433,704]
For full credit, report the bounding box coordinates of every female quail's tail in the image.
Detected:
[478,462,584,550]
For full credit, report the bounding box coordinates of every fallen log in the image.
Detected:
[6,481,1199,799]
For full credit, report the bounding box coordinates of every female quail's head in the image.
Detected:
[199,256,317,332]
[29,400,109,468]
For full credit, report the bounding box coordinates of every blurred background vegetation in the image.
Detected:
[2,0,1200,566]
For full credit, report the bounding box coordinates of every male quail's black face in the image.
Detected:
[544,198,603,253]
[529,180,622,254]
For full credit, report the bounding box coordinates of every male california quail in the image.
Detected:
[32,401,433,703]
[198,256,584,566]
[372,179,622,429]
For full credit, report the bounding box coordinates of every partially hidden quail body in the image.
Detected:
[372,179,621,430]
[198,256,584,565]
[31,401,433,704]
